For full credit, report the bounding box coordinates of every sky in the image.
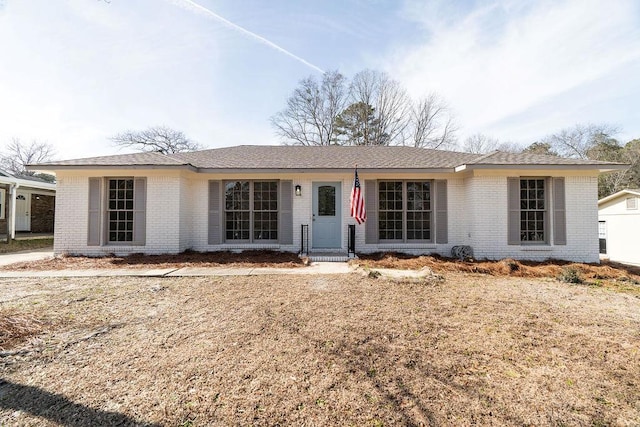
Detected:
[1,0,639,161]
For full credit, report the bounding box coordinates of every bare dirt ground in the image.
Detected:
[1,273,639,426]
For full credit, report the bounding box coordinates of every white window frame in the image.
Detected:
[223,180,279,243]
[519,178,548,244]
[106,178,135,243]
[378,180,433,243]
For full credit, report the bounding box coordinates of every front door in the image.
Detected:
[312,182,341,248]
[15,193,31,231]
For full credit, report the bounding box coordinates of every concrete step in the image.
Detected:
[304,252,355,263]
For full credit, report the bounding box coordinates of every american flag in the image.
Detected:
[350,167,366,224]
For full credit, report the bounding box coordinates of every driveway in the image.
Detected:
[0,248,54,267]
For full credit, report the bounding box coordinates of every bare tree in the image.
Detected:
[408,93,457,149]
[271,71,348,145]
[348,69,410,146]
[111,126,201,154]
[541,123,619,159]
[272,68,457,149]
[0,138,56,177]
[462,133,500,154]
[461,133,523,154]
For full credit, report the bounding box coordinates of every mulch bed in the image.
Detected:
[354,252,640,283]
[2,250,304,270]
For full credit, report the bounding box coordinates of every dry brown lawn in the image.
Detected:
[1,273,639,426]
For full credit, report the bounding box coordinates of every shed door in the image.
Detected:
[312,182,341,248]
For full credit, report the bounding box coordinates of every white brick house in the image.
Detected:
[32,145,624,262]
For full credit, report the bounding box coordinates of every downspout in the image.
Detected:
[9,183,19,240]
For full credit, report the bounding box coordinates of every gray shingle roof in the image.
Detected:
[466,150,622,166]
[36,151,189,167]
[171,145,479,169]
[31,145,627,171]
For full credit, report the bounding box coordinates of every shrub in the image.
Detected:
[558,267,583,284]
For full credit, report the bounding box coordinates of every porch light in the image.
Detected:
[295,185,302,196]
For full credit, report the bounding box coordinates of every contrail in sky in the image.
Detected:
[169,0,325,74]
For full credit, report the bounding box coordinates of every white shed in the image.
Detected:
[598,189,640,266]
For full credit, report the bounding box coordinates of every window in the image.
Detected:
[87,177,145,247]
[598,221,607,254]
[107,178,134,242]
[508,177,565,246]
[225,181,278,241]
[0,188,5,220]
[626,197,637,210]
[253,181,278,240]
[520,179,546,242]
[378,181,431,241]
[318,186,336,216]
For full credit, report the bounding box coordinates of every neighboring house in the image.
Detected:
[598,189,640,266]
[0,169,56,239]
[31,145,625,262]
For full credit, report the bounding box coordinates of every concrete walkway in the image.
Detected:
[0,250,435,279]
[0,249,354,277]
[0,260,355,278]
[0,249,54,267]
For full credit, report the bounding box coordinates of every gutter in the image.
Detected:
[0,176,56,191]
[454,163,629,173]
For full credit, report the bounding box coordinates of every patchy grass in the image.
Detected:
[1,273,639,426]
[0,238,53,254]
[1,249,304,270]
[0,312,52,351]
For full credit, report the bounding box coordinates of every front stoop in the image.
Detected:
[303,252,356,263]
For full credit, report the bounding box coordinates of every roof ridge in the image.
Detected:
[465,150,500,164]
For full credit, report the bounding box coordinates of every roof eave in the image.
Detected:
[195,167,457,174]
[26,164,197,172]
[598,189,640,205]
[0,176,56,190]
[457,163,629,172]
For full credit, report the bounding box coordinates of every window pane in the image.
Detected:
[379,182,403,240]
[225,211,250,240]
[318,186,335,216]
[254,211,278,240]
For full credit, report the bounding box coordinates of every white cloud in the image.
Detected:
[387,0,640,144]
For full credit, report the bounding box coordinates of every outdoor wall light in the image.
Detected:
[295,185,302,196]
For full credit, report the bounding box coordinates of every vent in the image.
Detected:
[626,197,637,210]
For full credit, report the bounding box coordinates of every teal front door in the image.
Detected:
[312,182,341,248]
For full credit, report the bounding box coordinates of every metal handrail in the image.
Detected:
[300,224,309,256]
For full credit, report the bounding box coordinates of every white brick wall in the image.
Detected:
[54,172,183,256]
[53,174,89,255]
[463,174,599,262]
[53,171,601,262]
